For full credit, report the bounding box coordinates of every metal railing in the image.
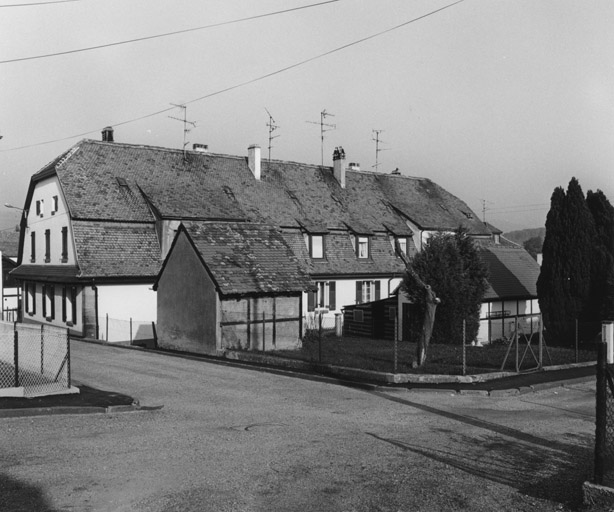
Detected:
[0,321,71,397]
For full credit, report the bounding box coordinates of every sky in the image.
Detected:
[1,0,613,234]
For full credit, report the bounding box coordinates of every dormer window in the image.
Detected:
[357,236,369,259]
[397,237,408,256]
[310,235,324,259]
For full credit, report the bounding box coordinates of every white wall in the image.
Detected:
[23,176,76,266]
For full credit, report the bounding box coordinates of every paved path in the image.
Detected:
[1,341,598,512]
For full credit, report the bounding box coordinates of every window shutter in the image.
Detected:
[71,287,77,324]
[32,283,36,315]
[50,286,55,319]
[356,281,362,304]
[62,287,67,322]
[42,285,47,317]
[374,281,381,301]
[329,282,336,311]
[307,290,315,312]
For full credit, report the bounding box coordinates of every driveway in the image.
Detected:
[1,341,597,512]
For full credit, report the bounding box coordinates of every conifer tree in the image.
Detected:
[403,228,488,347]
[537,178,597,345]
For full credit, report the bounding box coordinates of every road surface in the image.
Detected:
[1,341,597,511]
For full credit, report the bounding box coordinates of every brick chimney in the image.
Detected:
[333,146,346,188]
[101,126,114,142]
[248,144,261,180]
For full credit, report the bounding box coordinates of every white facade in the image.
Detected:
[477,298,540,345]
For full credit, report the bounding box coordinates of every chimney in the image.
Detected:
[101,126,114,142]
[391,167,401,175]
[193,143,209,152]
[333,146,346,188]
[248,144,261,180]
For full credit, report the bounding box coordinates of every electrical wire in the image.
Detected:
[0,0,78,6]
[1,0,341,64]
[0,0,465,153]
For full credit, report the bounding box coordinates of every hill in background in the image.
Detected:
[503,227,546,245]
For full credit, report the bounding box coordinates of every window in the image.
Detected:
[30,232,36,262]
[61,227,68,262]
[44,229,51,262]
[36,199,44,217]
[310,235,324,259]
[26,282,36,315]
[43,285,55,320]
[397,237,407,256]
[357,236,369,259]
[307,281,336,311]
[52,195,59,214]
[355,280,380,304]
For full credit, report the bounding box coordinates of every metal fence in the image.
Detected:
[98,315,156,345]
[0,321,71,397]
[595,342,614,485]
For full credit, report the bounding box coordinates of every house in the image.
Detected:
[1,229,20,321]
[476,241,542,344]
[11,129,489,348]
[154,222,312,355]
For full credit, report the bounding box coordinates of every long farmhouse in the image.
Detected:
[12,127,497,349]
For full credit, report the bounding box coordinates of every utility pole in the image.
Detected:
[168,103,196,161]
[265,108,280,166]
[307,109,335,167]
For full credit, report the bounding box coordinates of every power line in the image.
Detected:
[1,0,341,64]
[0,0,78,7]
[0,0,465,153]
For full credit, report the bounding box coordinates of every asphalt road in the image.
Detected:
[1,341,598,512]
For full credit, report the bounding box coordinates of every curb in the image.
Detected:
[0,401,154,419]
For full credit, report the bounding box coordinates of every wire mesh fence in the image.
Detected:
[0,320,71,397]
[98,315,156,345]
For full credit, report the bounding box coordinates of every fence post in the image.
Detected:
[41,324,45,375]
[262,312,266,352]
[393,314,398,374]
[106,313,109,342]
[462,319,466,376]
[595,342,607,484]
[575,318,579,364]
[130,317,133,344]
[318,312,323,364]
[515,317,519,373]
[66,329,71,388]
[13,328,19,387]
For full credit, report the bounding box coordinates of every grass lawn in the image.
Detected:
[271,334,597,375]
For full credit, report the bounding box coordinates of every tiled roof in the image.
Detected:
[183,222,312,296]
[0,230,20,257]
[41,140,486,234]
[479,245,541,300]
[282,230,406,277]
[72,221,161,278]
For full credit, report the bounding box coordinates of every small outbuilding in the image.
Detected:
[154,222,313,355]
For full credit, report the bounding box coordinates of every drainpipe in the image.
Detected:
[92,281,99,340]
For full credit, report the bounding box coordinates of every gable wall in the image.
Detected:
[157,232,219,354]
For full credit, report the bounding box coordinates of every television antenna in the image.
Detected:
[372,129,390,170]
[169,103,196,160]
[480,198,495,223]
[265,108,280,165]
[306,109,335,167]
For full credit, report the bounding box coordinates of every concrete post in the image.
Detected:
[335,313,343,337]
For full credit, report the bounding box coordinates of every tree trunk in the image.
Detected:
[415,286,439,368]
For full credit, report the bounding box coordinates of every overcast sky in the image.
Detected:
[1,0,613,233]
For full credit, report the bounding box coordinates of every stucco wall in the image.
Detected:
[157,233,219,355]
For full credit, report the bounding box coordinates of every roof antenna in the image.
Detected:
[265,108,280,167]
[372,129,389,171]
[307,109,335,167]
[169,103,196,161]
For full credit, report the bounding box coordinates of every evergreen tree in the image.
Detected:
[403,228,489,346]
[586,190,614,322]
[537,178,597,345]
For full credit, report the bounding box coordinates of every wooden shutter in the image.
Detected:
[71,287,77,325]
[329,282,336,310]
[307,290,315,312]
[356,281,362,304]
[42,285,47,317]
[374,281,381,301]
[50,286,55,319]
[62,287,67,322]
